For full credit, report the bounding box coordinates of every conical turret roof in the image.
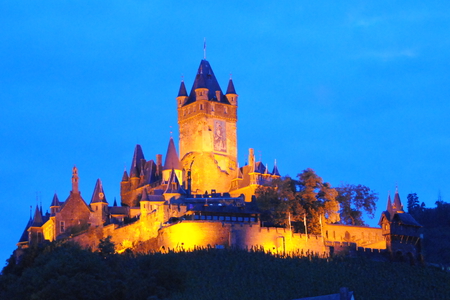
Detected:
[50,193,60,207]
[164,137,181,170]
[165,169,186,194]
[18,216,33,243]
[184,60,230,106]
[90,179,108,204]
[226,78,236,94]
[392,188,404,213]
[272,161,281,176]
[177,80,188,97]
[130,145,145,178]
[31,205,44,227]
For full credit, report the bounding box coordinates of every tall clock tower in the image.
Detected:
[177,59,238,194]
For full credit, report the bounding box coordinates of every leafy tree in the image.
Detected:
[335,184,378,225]
[407,193,419,213]
[295,168,340,234]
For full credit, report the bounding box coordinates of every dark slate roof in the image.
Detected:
[187,204,258,215]
[393,213,422,227]
[18,217,33,243]
[31,205,44,227]
[122,170,129,181]
[226,78,236,94]
[254,162,266,174]
[113,198,118,207]
[165,169,186,194]
[109,206,129,215]
[272,163,281,176]
[184,59,231,106]
[90,179,108,204]
[177,80,188,97]
[130,144,145,178]
[50,193,60,207]
[392,190,404,212]
[164,138,181,170]
[142,160,158,185]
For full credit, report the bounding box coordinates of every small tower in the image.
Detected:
[50,193,61,216]
[176,80,188,108]
[379,189,422,263]
[89,179,109,226]
[225,77,238,106]
[72,165,79,194]
[28,205,44,246]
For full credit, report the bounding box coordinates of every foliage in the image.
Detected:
[98,235,115,257]
[256,169,340,235]
[2,245,450,300]
[335,184,378,225]
[407,193,420,214]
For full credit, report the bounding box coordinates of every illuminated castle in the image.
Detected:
[16,59,422,263]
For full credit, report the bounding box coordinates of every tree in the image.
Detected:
[295,168,340,234]
[335,184,378,225]
[407,193,419,213]
[255,177,295,227]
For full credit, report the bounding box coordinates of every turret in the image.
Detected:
[72,166,79,194]
[50,193,61,216]
[225,78,238,106]
[130,145,145,189]
[90,179,109,226]
[28,205,44,245]
[272,160,281,177]
[176,80,188,108]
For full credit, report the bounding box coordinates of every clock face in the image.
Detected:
[99,192,104,200]
[213,120,227,152]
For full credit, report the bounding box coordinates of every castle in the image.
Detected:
[16,58,423,263]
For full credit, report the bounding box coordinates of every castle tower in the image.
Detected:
[50,193,61,216]
[379,189,422,263]
[178,59,238,194]
[28,205,44,246]
[89,179,109,226]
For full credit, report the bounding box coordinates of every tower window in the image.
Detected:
[200,104,203,110]
[60,221,65,233]
[211,105,214,111]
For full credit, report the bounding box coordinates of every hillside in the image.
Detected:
[1,242,450,300]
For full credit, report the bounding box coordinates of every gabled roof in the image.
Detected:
[165,169,186,194]
[177,80,188,97]
[130,144,145,178]
[30,205,44,227]
[184,59,231,106]
[226,78,236,94]
[393,213,422,227]
[90,179,108,204]
[164,137,181,170]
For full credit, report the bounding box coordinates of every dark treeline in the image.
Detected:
[407,194,450,265]
[2,241,450,300]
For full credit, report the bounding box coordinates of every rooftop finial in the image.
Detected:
[170,125,173,137]
[230,73,232,80]
[181,74,184,82]
[203,38,206,60]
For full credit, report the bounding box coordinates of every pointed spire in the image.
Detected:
[164,137,181,170]
[72,165,79,194]
[122,168,129,181]
[272,159,281,176]
[18,215,33,243]
[226,78,237,94]
[31,205,43,227]
[264,164,269,175]
[393,188,404,213]
[113,197,118,207]
[90,179,108,204]
[50,193,60,207]
[130,145,145,178]
[177,80,188,97]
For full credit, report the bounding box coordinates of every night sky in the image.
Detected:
[1,1,449,264]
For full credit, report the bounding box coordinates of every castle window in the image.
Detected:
[244,217,249,222]
[238,217,243,222]
[226,216,230,221]
[213,216,218,220]
[231,217,236,221]
[219,216,224,221]
[224,107,228,114]
[200,104,203,110]
[211,105,214,111]
[60,221,65,233]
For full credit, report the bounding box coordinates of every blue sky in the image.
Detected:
[1,1,450,263]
